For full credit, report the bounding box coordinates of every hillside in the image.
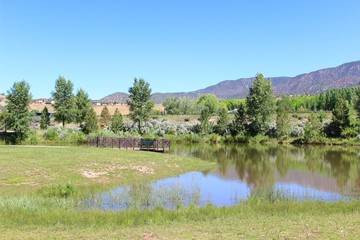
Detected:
[99,60,360,103]
[0,94,6,111]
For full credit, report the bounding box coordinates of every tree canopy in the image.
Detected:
[110,108,124,133]
[40,106,50,129]
[127,78,154,135]
[75,88,92,124]
[4,80,32,141]
[100,106,112,126]
[246,73,276,135]
[52,76,76,126]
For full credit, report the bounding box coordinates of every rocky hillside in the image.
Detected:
[98,92,129,104]
[99,60,360,103]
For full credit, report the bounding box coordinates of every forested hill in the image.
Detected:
[99,60,360,103]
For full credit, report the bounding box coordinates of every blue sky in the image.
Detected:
[1,0,360,99]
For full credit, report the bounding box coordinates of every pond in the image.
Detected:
[81,144,360,210]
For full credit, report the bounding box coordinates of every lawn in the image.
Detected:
[1,145,360,239]
[0,145,213,196]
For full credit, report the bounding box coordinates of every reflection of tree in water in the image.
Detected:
[171,143,360,194]
[227,145,276,191]
[274,147,292,177]
[303,147,327,173]
[353,165,360,194]
[325,150,351,189]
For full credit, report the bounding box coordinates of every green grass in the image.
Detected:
[1,202,360,239]
[1,145,360,239]
[0,145,213,196]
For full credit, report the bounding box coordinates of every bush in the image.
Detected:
[43,128,59,141]
[290,126,305,137]
[341,126,359,138]
[38,182,75,198]
[67,131,87,145]
[23,130,39,145]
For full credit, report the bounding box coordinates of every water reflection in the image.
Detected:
[171,144,360,197]
[83,144,360,210]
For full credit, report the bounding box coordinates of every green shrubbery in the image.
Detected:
[39,182,75,198]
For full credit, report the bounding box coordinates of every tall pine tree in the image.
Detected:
[110,108,124,133]
[4,80,32,141]
[75,88,92,124]
[40,106,50,129]
[100,106,112,126]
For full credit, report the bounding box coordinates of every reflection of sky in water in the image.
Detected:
[153,171,251,206]
[83,171,348,211]
[274,183,347,202]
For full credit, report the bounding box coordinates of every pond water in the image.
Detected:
[82,144,360,210]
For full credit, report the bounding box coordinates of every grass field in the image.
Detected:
[1,145,360,239]
[1,201,360,239]
[0,145,212,196]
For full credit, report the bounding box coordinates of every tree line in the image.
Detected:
[163,74,360,141]
[0,76,153,142]
[1,73,360,143]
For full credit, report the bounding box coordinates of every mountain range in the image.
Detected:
[98,60,360,103]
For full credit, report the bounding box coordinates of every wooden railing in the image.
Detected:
[88,137,171,152]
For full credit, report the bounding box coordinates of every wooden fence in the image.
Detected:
[88,137,171,152]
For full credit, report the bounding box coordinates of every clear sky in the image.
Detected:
[1,0,360,99]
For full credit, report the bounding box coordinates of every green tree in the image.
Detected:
[75,88,92,124]
[163,97,180,115]
[100,106,112,126]
[40,106,50,129]
[197,94,219,134]
[214,107,230,136]
[179,97,196,115]
[52,76,76,126]
[82,108,98,134]
[276,99,290,138]
[4,80,32,141]
[246,73,276,136]
[304,112,322,142]
[325,99,351,138]
[199,107,212,134]
[229,103,247,140]
[127,78,155,135]
[355,85,360,119]
[197,94,219,114]
[110,108,124,133]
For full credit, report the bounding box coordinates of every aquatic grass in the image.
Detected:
[248,188,297,203]
[81,180,202,211]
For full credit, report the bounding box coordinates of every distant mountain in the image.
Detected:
[98,92,129,104]
[98,60,360,103]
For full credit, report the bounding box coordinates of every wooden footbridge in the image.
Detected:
[88,137,171,153]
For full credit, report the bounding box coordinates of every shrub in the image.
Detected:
[341,126,359,138]
[23,130,39,145]
[290,126,305,137]
[39,182,75,198]
[43,128,59,141]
